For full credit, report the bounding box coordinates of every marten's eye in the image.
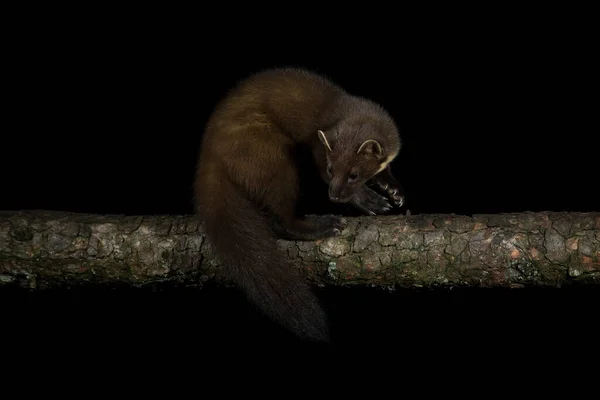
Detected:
[348,172,358,181]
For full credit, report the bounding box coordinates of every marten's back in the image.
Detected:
[204,68,345,141]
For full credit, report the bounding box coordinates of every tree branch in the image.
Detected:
[1,210,598,290]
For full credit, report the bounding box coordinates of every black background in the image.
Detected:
[2,5,598,369]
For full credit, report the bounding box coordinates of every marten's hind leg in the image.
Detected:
[252,142,345,241]
[265,162,346,241]
[224,126,346,241]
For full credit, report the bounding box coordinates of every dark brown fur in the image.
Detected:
[194,67,403,341]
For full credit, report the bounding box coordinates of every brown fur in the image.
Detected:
[194,67,403,341]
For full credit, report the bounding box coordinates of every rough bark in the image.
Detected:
[0,209,599,290]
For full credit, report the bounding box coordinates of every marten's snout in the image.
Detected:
[328,186,350,203]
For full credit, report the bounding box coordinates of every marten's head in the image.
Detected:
[318,125,399,204]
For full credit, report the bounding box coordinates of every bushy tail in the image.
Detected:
[196,178,329,342]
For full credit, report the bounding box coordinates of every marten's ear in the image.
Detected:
[357,139,385,160]
[317,130,332,152]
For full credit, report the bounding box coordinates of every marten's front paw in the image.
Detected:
[387,187,405,207]
[375,181,405,207]
[351,187,392,216]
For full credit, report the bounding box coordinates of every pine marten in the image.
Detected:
[194,67,404,342]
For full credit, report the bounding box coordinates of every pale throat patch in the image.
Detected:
[376,150,398,174]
